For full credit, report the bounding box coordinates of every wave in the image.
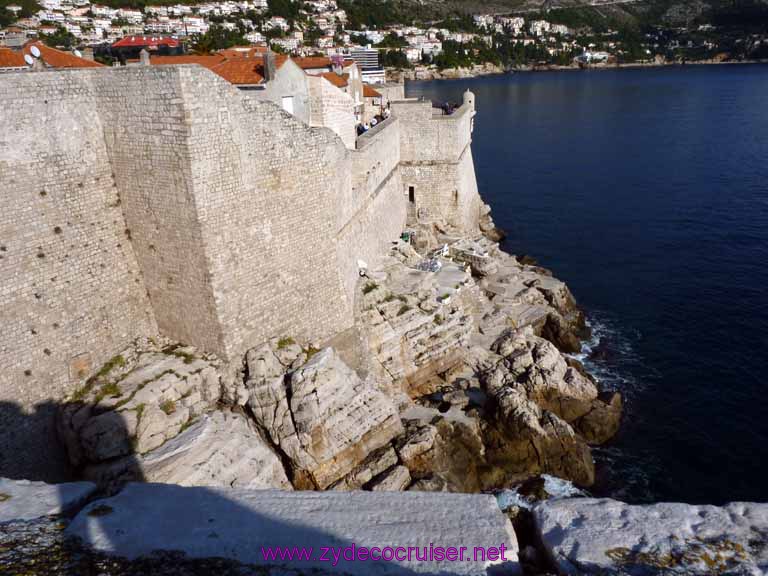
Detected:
[495,475,587,511]
[571,312,664,502]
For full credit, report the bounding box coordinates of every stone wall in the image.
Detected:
[392,95,483,233]
[0,67,477,480]
[0,69,159,480]
[175,67,355,360]
[307,75,356,149]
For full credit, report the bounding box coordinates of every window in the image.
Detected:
[281,96,294,115]
[408,186,415,203]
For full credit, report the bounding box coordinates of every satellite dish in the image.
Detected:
[73,49,82,58]
[30,45,41,58]
[24,54,34,65]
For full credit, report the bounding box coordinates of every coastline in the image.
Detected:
[392,57,768,82]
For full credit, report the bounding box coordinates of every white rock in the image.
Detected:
[0,477,96,522]
[534,498,768,575]
[369,465,411,491]
[139,411,291,489]
[286,348,403,488]
[67,483,521,575]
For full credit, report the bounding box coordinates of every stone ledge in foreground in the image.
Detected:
[534,497,768,575]
[0,477,97,523]
[66,483,521,575]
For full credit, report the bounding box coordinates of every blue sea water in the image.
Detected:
[406,65,768,505]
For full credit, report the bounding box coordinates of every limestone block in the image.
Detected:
[369,465,412,491]
[67,484,521,575]
[0,477,96,522]
[534,498,768,575]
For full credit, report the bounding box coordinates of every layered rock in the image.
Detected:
[360,246,474,398]
[246,346,404,489]
[84,410,292,490]
[534,498,768,575]
[474,240,589,353]
[354,238,622,491]
[57,342,222,471]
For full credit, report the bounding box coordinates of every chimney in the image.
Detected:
[263,49,276,82]
[82,47,94,61]
[139,48,150,66]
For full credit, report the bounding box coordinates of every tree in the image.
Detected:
[380,49,410,68]
[191,24,246,53]
[376,32,407,48]
[41,26,76,49]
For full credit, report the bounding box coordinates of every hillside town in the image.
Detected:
[1,0,767,82]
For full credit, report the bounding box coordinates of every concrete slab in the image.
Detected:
[0,477,96,522]
[67,483,521,575]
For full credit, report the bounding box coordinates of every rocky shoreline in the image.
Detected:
[51,202,620,497]
[3,207,768,575]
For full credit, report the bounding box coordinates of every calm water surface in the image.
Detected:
[406,65,768,505]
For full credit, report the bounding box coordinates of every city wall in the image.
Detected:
[0,66,479,479]
[392,95,483,233]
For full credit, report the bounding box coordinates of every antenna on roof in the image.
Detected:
[30,45,41,58]
[24,53,35,66]
[73,49,82,58]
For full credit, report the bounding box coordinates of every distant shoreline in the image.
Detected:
[395,58,768,83]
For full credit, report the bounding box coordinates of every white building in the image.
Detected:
[530,20,551,37]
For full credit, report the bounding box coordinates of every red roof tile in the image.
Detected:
[21,41,103,68]
[293,56,332,70]
[150,54,226,69]
[0,47,26,68]
[150,52,288,86]
[321,71,348,88]
[363,84,381,97]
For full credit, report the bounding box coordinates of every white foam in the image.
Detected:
[495,476,586,512]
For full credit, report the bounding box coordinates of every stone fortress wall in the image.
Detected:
[0,65,482,478]
[392,92,483,233]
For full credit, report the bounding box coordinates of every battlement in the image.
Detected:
[392,94,481,232]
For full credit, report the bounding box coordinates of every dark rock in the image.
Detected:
[575,392,623,445]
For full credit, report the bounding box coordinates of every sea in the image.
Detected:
[406,64,768,505]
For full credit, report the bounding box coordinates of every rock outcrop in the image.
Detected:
[246,346,404,489]
[54,232,622,497]
[84,410,292,490]
[348,237,623,492]
[534,498,768,575]
[58,342,222,471]
[360,248,474,398]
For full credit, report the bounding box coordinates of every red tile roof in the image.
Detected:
[21,41,103,69]
[293,56,332,70]
[363,84,381,98]
[321,71,348,88]
[0,47,26,68]
[218,46,267,59]
[150,51,288,86]
[112,36,180,49]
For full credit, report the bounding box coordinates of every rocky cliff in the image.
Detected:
[52,208,620,498]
